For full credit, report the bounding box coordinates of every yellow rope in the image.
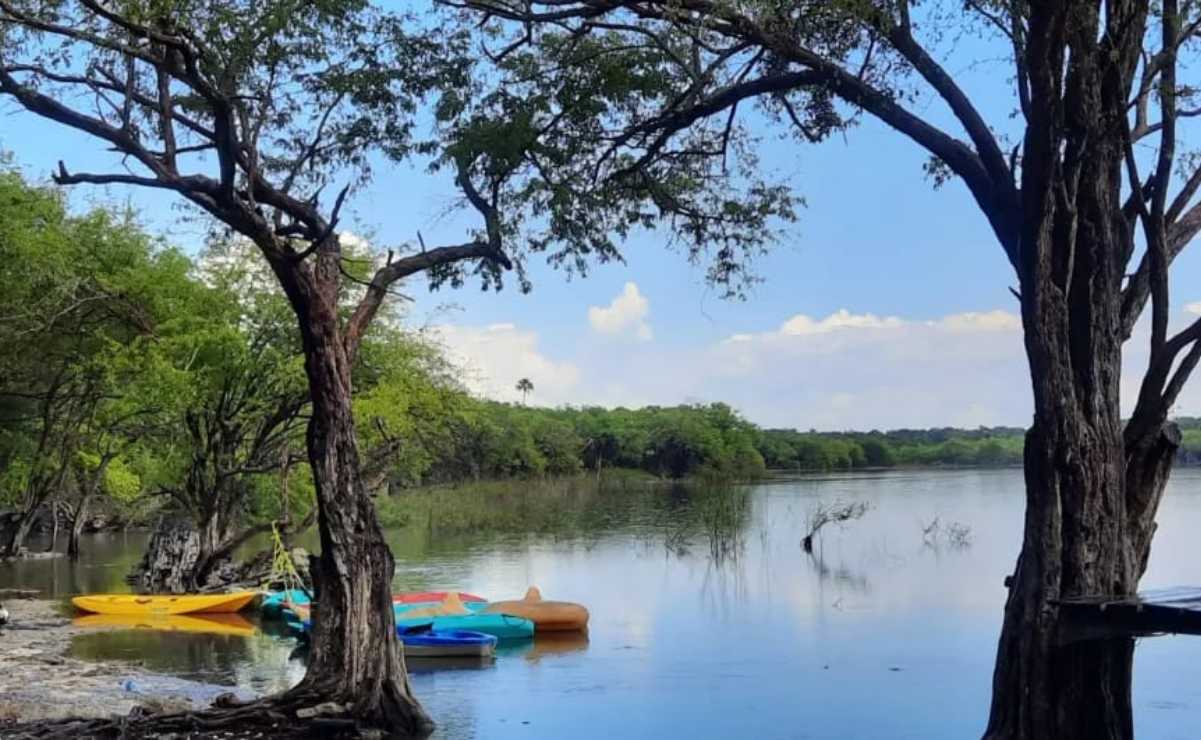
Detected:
[268,523,305,596]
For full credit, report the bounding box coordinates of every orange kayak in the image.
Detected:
[71,592,259,616]
[482,587,589,632]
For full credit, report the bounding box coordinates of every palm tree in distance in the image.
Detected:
[516,378,534,405]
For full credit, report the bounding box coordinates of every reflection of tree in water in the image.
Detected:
[71,627,301,692]
[699,554,749,619]
[71,630,251,683]
[805,550,871,594]
[659,485,754,567]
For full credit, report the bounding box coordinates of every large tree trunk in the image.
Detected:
[1,507,37,557]
[67,494,91,560]
[281,258,430,736]
[984,19,1171,730]
[44,502,59,553]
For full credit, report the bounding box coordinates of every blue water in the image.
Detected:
[6,468,1201,739]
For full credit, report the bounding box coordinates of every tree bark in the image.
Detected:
[131,521,202,593]
[980,6,1167,736]
[67,494,90,560]
[189,514,232,590]
[44,502,59,553]
[277,251,430,736]
[1,510,36,558]
[986,40,1156,738]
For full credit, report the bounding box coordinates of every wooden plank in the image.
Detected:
[1057,586,1201,644]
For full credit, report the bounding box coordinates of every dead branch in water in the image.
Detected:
[802,500,871,553]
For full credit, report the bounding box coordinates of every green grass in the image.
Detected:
[372,470,668,535]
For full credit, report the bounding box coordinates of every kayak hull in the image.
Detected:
[72,592,258,616]
[478,588,589,632]
[398,627,497,658]
[481,601,589,632]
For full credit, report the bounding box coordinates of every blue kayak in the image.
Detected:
[393,605,534,641]
[397,625,497,658]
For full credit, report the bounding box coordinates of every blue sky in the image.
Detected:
[6,28,1201,431]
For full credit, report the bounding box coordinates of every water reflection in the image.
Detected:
[5,469,1201,738]
[506,633,590,664]
[805,550,871,593]
[73,613,258,637]
[70,618,305,695]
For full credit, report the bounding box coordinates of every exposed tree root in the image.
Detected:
[2,687,433,740]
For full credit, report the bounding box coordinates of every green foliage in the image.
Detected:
[103,458,142,503]
[414,401,763,484]
[428,16,799,296]
[0,167,187,530]
[757,427,1026,471]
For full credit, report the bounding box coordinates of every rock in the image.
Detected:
[133,696,192,715]
[295,702,347,719]
[0,589,39,600]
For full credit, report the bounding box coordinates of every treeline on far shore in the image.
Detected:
[754,418,1201,474]
[440,404,1034,481]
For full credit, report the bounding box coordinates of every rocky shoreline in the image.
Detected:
[0,599,250,725]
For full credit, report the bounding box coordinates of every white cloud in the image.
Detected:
[778,309,904,335]
[588,282,653,340]
[429,305,1201,430]
[934,310,1022,332]
[1186,302,1201,316]
[700,309,1029,428]
[431,323,580,405]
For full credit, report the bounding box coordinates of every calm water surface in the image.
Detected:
[5,468,1201,739]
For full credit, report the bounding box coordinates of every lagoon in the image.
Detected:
[3,468,1201,739]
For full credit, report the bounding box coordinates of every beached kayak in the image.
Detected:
[73,612,258,637]
[393,591,486,605]
[72,592,258,616]
[397,625,496,658]
[393,608,535,640]
[482,587,589,632]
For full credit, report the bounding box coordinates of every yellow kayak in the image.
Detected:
[73,612,258,637]
[71,591,258,616]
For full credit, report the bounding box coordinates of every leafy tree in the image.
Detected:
[131,250,309,591]
[0,172,168,555]
[0,2,506,728]
[0,1,690,730]
[450,2,1201,733]
[861,439,897,468]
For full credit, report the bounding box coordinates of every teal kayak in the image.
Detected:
[261,589,311,619]
[393,607,534,641]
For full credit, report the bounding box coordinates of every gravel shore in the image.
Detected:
[0,599,241,724]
